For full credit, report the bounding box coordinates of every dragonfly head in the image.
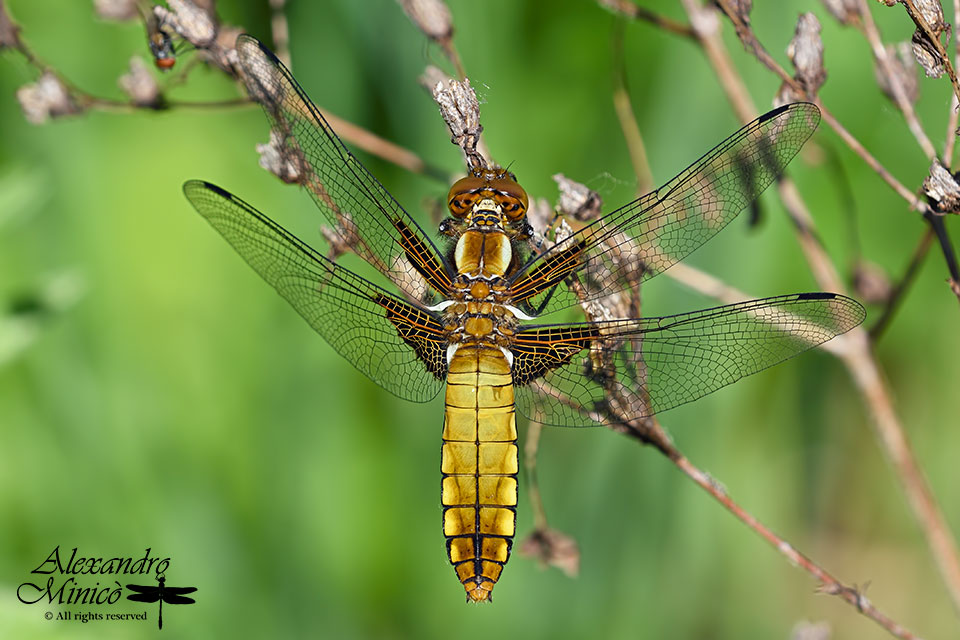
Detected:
[447,169,529,232]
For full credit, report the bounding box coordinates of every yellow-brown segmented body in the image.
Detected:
[440,171,529,601]
[441,345,518,602]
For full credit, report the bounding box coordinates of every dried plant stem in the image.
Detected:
[671,0,960,621]
[945,0,960,165]
[523,420,549,530]
[318,108,448,180]
[7,21,449,182]
[818,105,928,211]
[612,24,654,194]
[856,0,937,161]
[268,0,291,68]
[869,227,935,340]
[593,410,923,639]
[598,0,696,40]
[664,444,923,640]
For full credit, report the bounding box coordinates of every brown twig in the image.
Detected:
[664,442,923,640]
[597,0,696,40]
[611,23,654,195]
[523,420,549,530]
[944,0,960,165]
[5,4,449,182]
[674,0,960,621]
[855,0,937,161]
[268,0,290,68]
[869,226,935,341]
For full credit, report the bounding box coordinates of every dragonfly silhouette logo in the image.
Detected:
[126,573,197,630]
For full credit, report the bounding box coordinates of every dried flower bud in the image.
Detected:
[913,0,947,33]
[821,0,858,25]
[525,196,553,242]
[519,528,580,578]
[118,56,161,107]
[256,130,305,184]
[790,620,832,640]
[906,0,948,78]
[875,42,919,104]
[553,173,603,222]
[204,23,243,74]
[852,260,892,305]
[154,0,216,48]
[432,76,485,171]
[923,161,960,213]
[787,13,826,96]
[397,0,453,43]
[93,0,138,21]
[16,72,81,124]
[418,65,449,94]
[911,29,945,77]
[0,0,22,49]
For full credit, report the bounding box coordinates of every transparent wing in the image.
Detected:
[508,103,821,316]
[183,180,447,403]
[234,35,454,301]
[512,293,864,427]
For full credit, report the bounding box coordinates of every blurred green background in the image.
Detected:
[1,1,957,638]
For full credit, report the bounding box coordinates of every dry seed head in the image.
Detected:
[519,528,580,578]
[431,75,485,171]
[16,72,81,124]
[787,13,826,95]
[913,0,947,33]
[93,0,138,21]
[907,0,948,78]
[923,160,960,214]
[256,130,306,185]
[0,0,21,50]
[789,620,832,640]
[203,24,244,74]
[553,173,603,222]
[398,0,453,43]
[853,260,893,304]
[119,56,161,107]
[911,29,946,77]
[875,42,918,104]
[154,0,216,48]
[821,0,858,25]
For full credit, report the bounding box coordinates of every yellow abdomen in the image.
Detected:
[441,345,518,602]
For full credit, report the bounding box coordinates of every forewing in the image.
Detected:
[184,180,446,403]
[234,35,453,301]
[125,586,159,603]
[512,293,864,427]
[509,104,821,316]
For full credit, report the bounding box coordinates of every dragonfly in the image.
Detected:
[183,35,864,603]
[125,575,197,630]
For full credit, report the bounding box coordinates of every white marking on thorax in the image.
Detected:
[499,346,514,369]
[446,344,460,367]
[428,300,456,312]
[502,304,536,320]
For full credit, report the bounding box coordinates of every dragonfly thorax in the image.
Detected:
[443,276,518,359]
